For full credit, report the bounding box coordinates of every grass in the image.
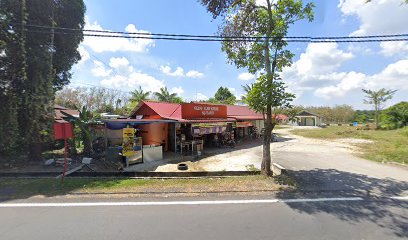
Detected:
[0,175,288,199]
[291,126,408,164]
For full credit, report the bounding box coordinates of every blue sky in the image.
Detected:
[71,0,408,109]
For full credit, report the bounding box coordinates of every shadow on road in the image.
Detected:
[277,169,408,238]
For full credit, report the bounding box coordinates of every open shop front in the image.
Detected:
[103,119,176,167]
[176,120,236,155]
[175,103,238,154]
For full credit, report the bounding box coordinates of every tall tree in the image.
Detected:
[0,0,28,155]
[130,86,151,104]
[154,87,182,103]
[362,88,397,128]
[200,0,314,175]
[209,86,236,104]
[0,0,85,160]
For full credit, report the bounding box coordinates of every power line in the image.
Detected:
[22,29,408,43]
[13,22,408,43]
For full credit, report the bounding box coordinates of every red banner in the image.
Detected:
[182,103,227,119]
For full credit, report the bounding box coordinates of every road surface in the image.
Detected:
[273,127,408,197]
[0,196,407,240]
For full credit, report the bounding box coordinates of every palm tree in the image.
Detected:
[154,87,178,102]
[241,83,254,103]
[130,86,151,104]
[362,88,397,128]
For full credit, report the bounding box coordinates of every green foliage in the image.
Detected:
[130,86,151,104]
[380,102,408,130]
[71,106,93,156]
[298,105,355,124]
[245,74,294,117]
[353,110,375,123]
[154,87,184,103]
[209,86,237,104]
[200,0,314,175]
[362,88,397,128]
[0,0,85,159]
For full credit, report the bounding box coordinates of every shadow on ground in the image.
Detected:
[277,169,408,238]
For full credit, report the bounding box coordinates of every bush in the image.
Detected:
[380,102,408,130]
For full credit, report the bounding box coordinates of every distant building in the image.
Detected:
[296,110,322,126]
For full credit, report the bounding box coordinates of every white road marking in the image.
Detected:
[390,196,408,200]
[0,197,365,208]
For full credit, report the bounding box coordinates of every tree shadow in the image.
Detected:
[277,169,408,238]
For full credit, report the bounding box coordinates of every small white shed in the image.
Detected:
[296,110,323,126]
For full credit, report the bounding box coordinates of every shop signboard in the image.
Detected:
[122,128,135,157]
[182,103,227,119]
[236,122,253,128]
[54,122,74,140]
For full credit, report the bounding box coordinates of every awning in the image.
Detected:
[193,126,228,135]
[103,119,176,130]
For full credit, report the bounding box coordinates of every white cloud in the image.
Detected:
[295,43,354,76]
[91,60,112,77]
[228,87,236,93]
[82,18,154,53]
[338,0,408,36]
[313,60,408,100]
[195,93,209,101]
[281,43,354,98]
[109,57,130,68]
[238,72,255,81]
[186,70,204,78]
[160,66,184,77]
[77,46,90,66]
[160,65,204,78]
[380,42,408,57]
[281,42,408,100]
[366,59,408,90]
[314,72,366,99]
[339,0,408,57]
[101,72,165,93]
[170,86,184,96]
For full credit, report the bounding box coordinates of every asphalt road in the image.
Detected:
[0,197,407,240]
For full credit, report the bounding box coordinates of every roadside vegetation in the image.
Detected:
[291,126,408,165]
[0,175,293,199]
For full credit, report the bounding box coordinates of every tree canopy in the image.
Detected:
[154,87,183,103]
[200,0,314,175]
[0,0,85,159]
[362,88,397,128]
[209,86,237,105]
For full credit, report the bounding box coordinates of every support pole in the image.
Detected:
[61,138,68,184]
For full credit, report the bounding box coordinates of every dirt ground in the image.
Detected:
[153,126,375,172]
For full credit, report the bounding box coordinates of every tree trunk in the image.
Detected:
[260,0,275,176]
[261,105,272,176]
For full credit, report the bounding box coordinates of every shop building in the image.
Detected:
[103,101,268,166]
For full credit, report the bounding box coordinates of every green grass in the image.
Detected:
[0,175,286,199]
[291,126,408,164]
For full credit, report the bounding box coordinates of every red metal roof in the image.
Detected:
[132,101,182,120]
[226,105,264,120]
[132,101,265,122]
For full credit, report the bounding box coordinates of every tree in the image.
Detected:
[209,86,237,104]
[200,0,314,175]
[154,87,182,103]
[130,86,151,104]
[55,86,129,114]
[380,102,408,129]
[362,88,397,128]
[0,0,85,160]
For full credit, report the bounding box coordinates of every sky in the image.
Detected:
[71,0,408,110]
